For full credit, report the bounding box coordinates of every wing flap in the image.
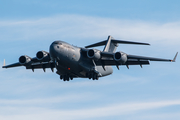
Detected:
[127,54,174,62]
[95,59,149,66]
[26,62,55,69]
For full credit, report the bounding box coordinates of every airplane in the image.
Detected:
[2,36,178,81]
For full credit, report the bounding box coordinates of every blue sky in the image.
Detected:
[0,0,180,120]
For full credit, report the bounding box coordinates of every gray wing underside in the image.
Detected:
[127,55,171,62]
[26,62,55,69]
[95,52,178,66]
[3,62,55,69]
[95,59,150,66]
[85,36,177,66]
[2,62,22,68]
[3,55,55,70]
[2,57,41,68]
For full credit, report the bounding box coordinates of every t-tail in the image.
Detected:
[103,36,118,52]
[85,35,150,52]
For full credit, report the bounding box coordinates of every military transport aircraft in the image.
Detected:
[2,36,178,81]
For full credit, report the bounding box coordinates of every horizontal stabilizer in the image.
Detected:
[85,37,150,48]
[85,40,107,48]
[111,39,150,45]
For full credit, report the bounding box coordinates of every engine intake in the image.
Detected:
[113,52,127,63]
[19,55,31,65]
[87,49,101,61]
[36,51,50,61]
[114,52,121,61]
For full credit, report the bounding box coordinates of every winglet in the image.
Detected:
[2,59,6,68]
[3,59,5,66]
[171,52,178,62]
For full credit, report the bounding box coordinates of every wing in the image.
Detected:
[84,36,178,66]
[94,52,178,69]
[2,51,55,72]
[2,57,42,68]
[2,62,22,68]
[3,61,55,72]
[127,52,178,62]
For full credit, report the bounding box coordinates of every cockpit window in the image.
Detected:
[54,41,59,44]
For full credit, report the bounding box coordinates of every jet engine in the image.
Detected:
[113,52,127,63]
[87,49,101,61]
[36,51,50,62]
[19,55,32,65]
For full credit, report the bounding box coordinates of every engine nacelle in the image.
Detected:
[113,52,127,63]
[36,51,50,61]
[87,49,101,61]
[19,55,32,65]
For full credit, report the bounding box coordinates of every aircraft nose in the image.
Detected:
[49,42,57,58]
[49,41,62,58]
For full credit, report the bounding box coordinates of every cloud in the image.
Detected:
[0,99,180,120]
[1,14,179,60]
[0,93,94,106]
[0,67,148,93]
[1,14,180,46]
[138,112,180,120]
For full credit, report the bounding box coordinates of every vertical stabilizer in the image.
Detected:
[103,35,118,53]
[103,36,112,52]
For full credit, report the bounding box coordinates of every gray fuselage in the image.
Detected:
[49,41,113,78]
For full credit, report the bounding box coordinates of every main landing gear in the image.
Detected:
[60,75,73,81]
[86,72,99,80]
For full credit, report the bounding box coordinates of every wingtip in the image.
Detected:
[3,59,5,66]
[141,43,150,46]
[171,52,178,62]
[2,59,6,68]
